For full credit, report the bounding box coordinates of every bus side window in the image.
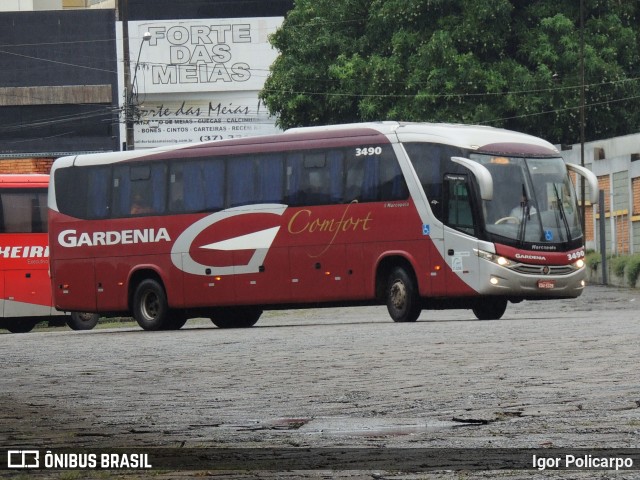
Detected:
[31,192,47,233]
[169,164,186,212]
[177,158,225,213]
[405,143,465,221]
[285,153,304,206]
[297,150,343,205]
[345,155,364,202]
[113,164,167,217]
[0,190,47,233]
[301,152,329,205]
[327,150,344,203]
[228,156,256,208]
[345,145,407,203]
[256,153,284,204]
[379,152,409,201]
[149,164,167,214]
[55,167,91,220]
[87,167,111,219]
[445,175,475,235]
[2,192,32,232]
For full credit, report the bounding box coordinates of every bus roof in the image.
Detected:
[53,122,559,168]
[0,174,49,185]
[287,122,559,154]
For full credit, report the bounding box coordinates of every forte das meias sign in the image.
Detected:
[124,18,283,147]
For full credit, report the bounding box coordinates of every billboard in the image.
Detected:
[121,17,283,148]
[135,92,278,148]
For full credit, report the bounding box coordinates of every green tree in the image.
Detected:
[260,0,640,144]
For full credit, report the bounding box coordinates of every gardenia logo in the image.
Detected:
[515,253,547,261]
[58,228,171,247]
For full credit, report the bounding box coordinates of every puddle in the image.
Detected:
[297,417,464,437]
[232,416,484,437]
[235,418,312,431]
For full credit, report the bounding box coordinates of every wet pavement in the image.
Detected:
[0,284,639,479]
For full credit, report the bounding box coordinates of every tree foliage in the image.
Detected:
[260,0,640,144]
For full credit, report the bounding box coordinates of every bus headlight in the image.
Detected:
[496,256,510,266]
[474,249,512,267]
[573,259,585,269]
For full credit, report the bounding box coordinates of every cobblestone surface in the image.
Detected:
[0,285,639,479]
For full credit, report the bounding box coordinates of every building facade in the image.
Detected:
[562,134,640,255]
[0,8,118,172]
[0,0,292,172]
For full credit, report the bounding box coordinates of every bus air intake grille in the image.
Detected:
[512,264,575,276]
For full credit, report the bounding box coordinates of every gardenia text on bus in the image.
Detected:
[58,229,170,248]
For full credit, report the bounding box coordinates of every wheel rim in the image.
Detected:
[390,280,407,312]
[77,313,93,324]
[141,291,160,321]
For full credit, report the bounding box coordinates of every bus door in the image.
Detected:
[441,174,480,295]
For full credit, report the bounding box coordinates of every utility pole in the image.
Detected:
[119,0,133,150]
[579,0,586,235]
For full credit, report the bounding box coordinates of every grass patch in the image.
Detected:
[585,250,601,271]
[610,255,629,278]
[626,255,640,287]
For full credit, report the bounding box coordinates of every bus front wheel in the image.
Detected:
[472,299,508,320]
[385,266,421,322]
[132,279,169,331]
[6,318,39,333]
[67,312,100,330]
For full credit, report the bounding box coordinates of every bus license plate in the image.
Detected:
[537,279,555,289]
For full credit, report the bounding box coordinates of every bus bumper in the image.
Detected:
[476,261,587,299]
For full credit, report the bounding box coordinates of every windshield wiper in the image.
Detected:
[553,184,571,242]
[517,184,529,245]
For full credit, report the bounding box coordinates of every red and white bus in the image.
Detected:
[47,122,598,331]
[0,174,99,333]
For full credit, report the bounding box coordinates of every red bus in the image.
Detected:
[0,174,99,333]
[47,122,598,331]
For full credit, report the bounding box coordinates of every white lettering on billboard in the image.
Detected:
[125,17,284,147]
[131,18,282,94]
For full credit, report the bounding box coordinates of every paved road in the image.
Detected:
[1,284,638,479]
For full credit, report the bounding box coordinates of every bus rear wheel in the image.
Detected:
[211,308,262,328]
[472,299,508,320]
[67,312,99,330]
[385,266,421,323]
[6,318,39,333]
[163,312,189,330]
[133,279,169,331]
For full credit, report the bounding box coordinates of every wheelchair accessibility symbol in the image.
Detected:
[544,230,553,241]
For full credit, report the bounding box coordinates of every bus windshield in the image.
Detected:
[471,154,581,246]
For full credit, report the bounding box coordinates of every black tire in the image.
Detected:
[132,279,170,331]
[385,266,421,322]
[67,312,100,331]
[211,308,262,329]
[6,318,39,333]
[163,312,189,330]
[472,299,508,320]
